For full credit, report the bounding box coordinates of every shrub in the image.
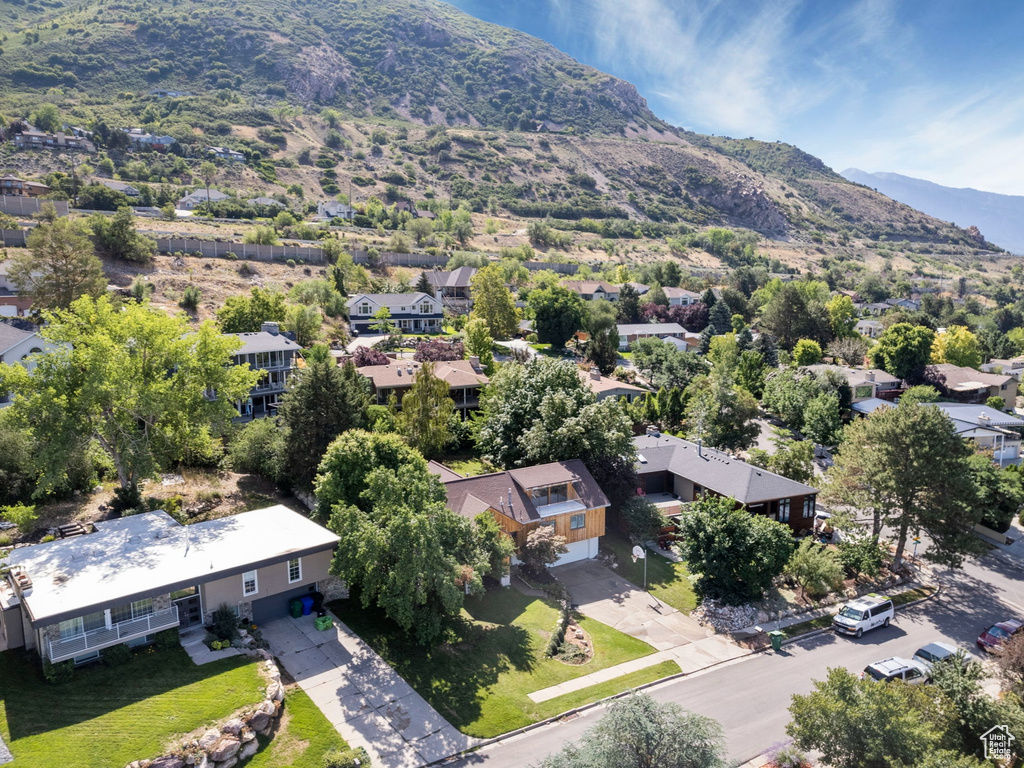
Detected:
[40,534,56,543]
[42,658,75,684]
[1,503,38,532]
[352,346,389,367]
[153,628,180,650]
[211,603,239,642]
[0,534,11,547]
[225,251,238,260]
[556,641,588,664]
[179,285,201,312]
[110,483,144,515]
[102,643,133,667]
[228,417,284,481]
[837,535,886,578]
[286,259,296,268]
[526,333,538,343]
[322,747,370,768]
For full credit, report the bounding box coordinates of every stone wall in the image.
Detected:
[124,653,285,768]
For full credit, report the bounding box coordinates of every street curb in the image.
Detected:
[429,583,943,766]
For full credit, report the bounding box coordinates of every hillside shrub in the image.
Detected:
[102,643,133,667]
[42,659,75,684]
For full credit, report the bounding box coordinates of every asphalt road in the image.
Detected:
[448,548,1024,768]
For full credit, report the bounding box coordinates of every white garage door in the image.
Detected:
[555,537,598,566]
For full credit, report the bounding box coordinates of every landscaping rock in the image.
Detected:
[149,757,185,768]
[267,681,284,702]
[239,740,259,761]
[215,759,238,768]
[198,729,221,750]
[240,727,255,743]
[691,599,759,632]
[221,718,244,736]
[207,736,241,763]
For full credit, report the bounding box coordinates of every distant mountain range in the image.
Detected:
[841,169,1024,254]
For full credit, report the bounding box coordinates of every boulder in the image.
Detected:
[207,736,241,763]
[149,757,185,768]
[215,759,238,768]
[267,681,284,702]
[239,740,259,761]
[248,711,271,733]
[240,728,255,743]
[198,729,221,750]
[221,719,244,736]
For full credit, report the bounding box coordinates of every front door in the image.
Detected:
[174,595,202,629]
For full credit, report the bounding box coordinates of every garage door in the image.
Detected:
[251,584,316,624]
[555,538,597,566]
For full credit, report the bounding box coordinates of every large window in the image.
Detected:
[777,498,791,523]
[58,611,106,640]
[529,484,569,507]
[242,570,258,596]
[803,496,816,519]
[359,303,371,315]
[570,513,586,530]
[288,558,302,584]
[111,599,153,625]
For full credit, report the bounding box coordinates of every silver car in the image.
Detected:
[912,641,972,674]
[861,657,929,685]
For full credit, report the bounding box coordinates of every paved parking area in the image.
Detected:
[262,613,477,768]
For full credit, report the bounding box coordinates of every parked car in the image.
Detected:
[912,641,972,674]
[833,595,895,638]
[862,657,929,685]
[977,619,1024,652]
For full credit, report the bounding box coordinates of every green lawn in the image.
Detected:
[330,588,658,738]
[532,660,680,720]
[601,532,698,614]
[435,452,497,478]
[0,647,264,768]
[247,685,350,768]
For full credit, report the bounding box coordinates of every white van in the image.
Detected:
[832,594,894,638]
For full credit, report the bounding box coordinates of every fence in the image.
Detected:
[0,196,69,217]
[0,229,27,247]
[523,260,579,274]
[155,238,327,264]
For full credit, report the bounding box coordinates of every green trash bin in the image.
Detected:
[768,630,785,651]
[289,598,302,619]
[315,615,333,631]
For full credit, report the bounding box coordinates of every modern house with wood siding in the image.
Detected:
[431,459,608,567]
[634,431,818,532]
[0,506,338,666]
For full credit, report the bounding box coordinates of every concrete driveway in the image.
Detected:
[262,613,477,768]
[552,559,708,650]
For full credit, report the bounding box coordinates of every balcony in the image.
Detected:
[48,606,179,663]
[536,499,586,518]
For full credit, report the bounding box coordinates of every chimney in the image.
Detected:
[865,372,875,382]
[646,425,660,438]
[698,438,703,457]
[261,322,280,335]
[469,355,481,370]
[589,367,602,380]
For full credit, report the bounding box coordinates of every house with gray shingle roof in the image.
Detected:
[634,430,819,531]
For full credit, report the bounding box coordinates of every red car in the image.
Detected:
[977,619,1024,652]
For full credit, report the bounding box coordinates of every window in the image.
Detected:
[242,570,258,596]
[530,484,569,507]
[420,302,432,314]
[287,558,302,583]
[359,303,371,315]
[803,496,816,519]
[111,599,153,625]
[777,498,791,523]
[570,513,586,530]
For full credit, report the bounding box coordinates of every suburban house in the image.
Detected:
[122,129,176,148]
[97,179,141,198]
[581,367,649,402]
[226,323,301,420]
[624,282,650,296]
[563,280,620,302]
[982,356,1024,378]
[357,357,489,417]
[0,175,50,198]
[805,364,903,403]
[855,319,883,339]
[0,321,59,406]
[207,146,245,162]
[316,200,355,221]
[433,459,609,567]
[14,130,94,152]
[0,505,339,666]
[177,189,230,210]
[346,292,443,335]
[633,431,819,532]
[149,89,192,98]
[247,196,285,209]
[421,267,477,313]
[0,264,31,317]
[663,287,702,306]
[924,363,1018,410]
[662,334,702,352]
[617,322,688,351]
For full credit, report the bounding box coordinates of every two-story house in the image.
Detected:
[662,287,702,306]
[925,363,1019,411]
[421,267,477,313]
[316,200,355,221]
[433,459,609,568]
[0,321,60,405]
[0,505,339,666]
[357,357,489,417]
[563,281,620,302]
[0,175,50,198]
[617,322,688,351]
[177,189,230,210]
[14,131,95,152]
[633,430,819,532]
[805,364,903,404]
[206,146,245,163]
[346,292,443,335]
[226,323,301,420]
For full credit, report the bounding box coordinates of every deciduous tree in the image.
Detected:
[8,218,106,310]
[785,539,844,602]
[868,323,935,383]
[216,287,287,333]
[528,285,585,348]
[520,525,569,575]
[90,208,156,263]
[463,317,494,374]
[931,325,983,369]
[470,264,518,340]
[394,362,454,458]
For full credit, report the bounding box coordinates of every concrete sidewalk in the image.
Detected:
[262,613,477,768]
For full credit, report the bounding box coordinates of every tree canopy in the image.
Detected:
[528,285,586,348]
[868,323,936,383]
[470,264,518,340]
[931,325,982,369]
[8,218,106,311]
[217,287,288,333]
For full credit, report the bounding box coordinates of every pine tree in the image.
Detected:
[708,300,732,336]
[415,271,434,297]
[395,362,454,458]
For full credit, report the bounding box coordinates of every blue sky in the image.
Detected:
[445,0,1024,196]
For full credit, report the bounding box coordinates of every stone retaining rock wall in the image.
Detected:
[124,653,285,768]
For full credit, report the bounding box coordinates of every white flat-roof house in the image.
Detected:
[0,506,339,666]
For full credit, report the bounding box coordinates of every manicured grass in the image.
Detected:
[436,452,497,478]
[532,660,681,720]
[782,614,836,639]
[0,647,264,768]
[891,585,937,606]
[330,588,657,738]
[247,685,349,768]
[601,532,698,614]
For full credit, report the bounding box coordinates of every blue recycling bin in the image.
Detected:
[300,595,314,616]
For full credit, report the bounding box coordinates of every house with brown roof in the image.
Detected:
[581,367,649,403]
[0,175,50,198]
[421,267,477,312]
[924,363,1018,410]
[662,287,702,306]
[431,459,609,567]
[563,280,620,302]
[357,357,488,416]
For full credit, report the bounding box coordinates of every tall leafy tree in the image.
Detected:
[748,429,815,484]
[616,282,641,323]
[217,287,287,333]
[931,325,983,369]
[90,208,156,263]
[8,218,106,311]
[584,299,620,375]
[684,372,759,452]
[868,323,935,383]
[277,357,369,490]
[536,692,726,768]
[821,400,982,565]
[631,337,708,390]
[528,285,585,347]
[675,495,793,604]
[463,317,494,374]
[470,264,518,340]
[826,294,858,338]
[0,296,257,494]
[802,391,842,446]
[758,281,832,349]
[394,362,454,458]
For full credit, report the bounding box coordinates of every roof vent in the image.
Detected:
[978,413,991,421]
[646,426,661,437]
[9,566,32,591]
